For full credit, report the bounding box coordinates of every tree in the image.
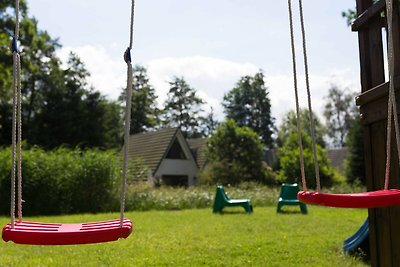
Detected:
[1,0,60,145]
[1,2,123,149]
[0,0,50,145]
[161,77,205,138]
[278,131,336,189]
[345,117,365,185]
[277,108,327,148]
[119,65,159,134]
[203,120,277,185]
[32,52,122,149]
[222,71,275,148]
[323,85,358,148]
[200,107,219,137]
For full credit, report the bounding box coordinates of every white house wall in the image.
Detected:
[155,159,198,186]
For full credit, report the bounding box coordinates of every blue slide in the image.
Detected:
[343,219,369,254]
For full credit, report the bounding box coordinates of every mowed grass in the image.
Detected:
[0,206,368,267]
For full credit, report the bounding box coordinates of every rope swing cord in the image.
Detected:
[6,0,135,243]
[287,0,320,192]
[287,0,307,192]
[10,0,22,229]
[384,0,400,190]
[121,0,135,227]
[289,0,400,208]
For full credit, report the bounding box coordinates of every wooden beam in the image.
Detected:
[356,76,400,106]
[352,0,385,31]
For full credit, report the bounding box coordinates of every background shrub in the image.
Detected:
[0,147,120,215]
[278,132,337,188]
[203,120,278,185]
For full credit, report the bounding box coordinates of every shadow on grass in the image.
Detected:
[213,210,253,215]
[276,210,307,215]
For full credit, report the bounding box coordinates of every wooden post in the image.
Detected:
[354,0,400,266]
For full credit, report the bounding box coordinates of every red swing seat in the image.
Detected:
[2,218,133,245]
[297,189,400,208]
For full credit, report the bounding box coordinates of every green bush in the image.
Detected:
[0,147,120,215]
[278,132,336,189]
[203,120,278,185]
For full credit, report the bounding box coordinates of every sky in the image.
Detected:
[27,0,361,126]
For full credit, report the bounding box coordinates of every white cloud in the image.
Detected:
[57,45,126,100]
[269,68,360,126]
[146,56,260,121]
[57,46,360,127]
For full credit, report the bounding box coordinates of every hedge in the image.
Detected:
[0,147,120,215]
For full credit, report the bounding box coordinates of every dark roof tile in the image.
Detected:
[126,128,178,174]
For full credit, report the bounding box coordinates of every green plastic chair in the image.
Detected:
[277,183,307,214]
[213,185,253,213]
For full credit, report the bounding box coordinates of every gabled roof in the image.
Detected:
[327,148,348,174]
[187,138,208,169]
[127,128,178,175]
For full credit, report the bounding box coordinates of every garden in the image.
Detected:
[0,1,372,266]
[0,146,369,266]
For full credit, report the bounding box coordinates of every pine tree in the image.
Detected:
[222,71,275,148]
[162,77,205,138]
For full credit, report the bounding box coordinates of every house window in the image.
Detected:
[166,139,187,159]
[162,175,188,187]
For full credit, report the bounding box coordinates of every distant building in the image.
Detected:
[327,148,349,174]
[125,128,205,186]
[125,127,349,185]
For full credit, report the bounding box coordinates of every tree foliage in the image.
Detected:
[278,131,336,189]
[203,120,277,185]
[323,85,358,148]
[222,71,275,148]
[201,107,219,137]
[161,77,205,138]
[120,65,159,134]
[30,53,122,149]
[277,108,327,148]
[0,2,122,149]
[344,117,365,185]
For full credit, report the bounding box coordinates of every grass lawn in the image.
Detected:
[0,206,368,266]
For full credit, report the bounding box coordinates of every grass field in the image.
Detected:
[0,206,368,266]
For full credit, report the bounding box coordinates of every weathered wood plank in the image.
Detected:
[356,77,400,106]
[352,0,385,31]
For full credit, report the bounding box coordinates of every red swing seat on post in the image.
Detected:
[297,189,400,208]
[2,218,132,245]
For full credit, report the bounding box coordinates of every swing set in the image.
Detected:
[287,0,400,209]
[3,0,400,247]
[1,0,135,245]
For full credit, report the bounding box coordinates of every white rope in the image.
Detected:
[384,0,400,189]
[11,54,18,228]
[10,0,21,228]
[298,0,320,192]
[17,53,22,223]
[120,0,135,226]
[287,0,307,191]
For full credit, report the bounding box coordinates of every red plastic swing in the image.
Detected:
[2,219,133,245]
[287,0,400,209]
[2,0,135,245]
[297,189,400,208]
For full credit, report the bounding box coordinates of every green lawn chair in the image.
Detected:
[213,185,253,213]
[277,183,307,214]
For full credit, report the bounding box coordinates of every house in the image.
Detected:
[126,128,202,186]
[327,147,348,174]
[187,138,208,170]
